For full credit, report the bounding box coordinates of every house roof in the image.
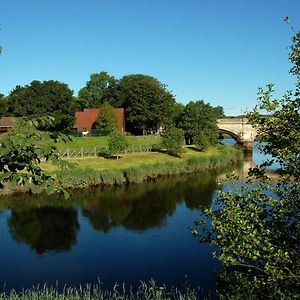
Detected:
[0,117,14,128]
[74,108,99,131]
[74,108,125,131]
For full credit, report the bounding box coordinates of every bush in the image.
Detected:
[107,131,129,158]
[160,126,184,157]
[193,132,210,151]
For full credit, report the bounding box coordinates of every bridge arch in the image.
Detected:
[218,128,240,143]
[217,118,257,152]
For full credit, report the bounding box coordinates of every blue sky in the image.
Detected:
[1,0,300,115]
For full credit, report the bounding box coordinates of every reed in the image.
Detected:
[57,168,101,189]
[100,169,126,186]
[0,280,212,300]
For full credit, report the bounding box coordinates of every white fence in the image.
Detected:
[59,144,160,158]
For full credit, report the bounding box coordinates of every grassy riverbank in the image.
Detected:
[52,144,243,189]
[0,144,242,195]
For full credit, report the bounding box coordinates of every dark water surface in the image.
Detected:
[0,142,265,294]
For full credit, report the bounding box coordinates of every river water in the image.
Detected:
[0,141,271,295]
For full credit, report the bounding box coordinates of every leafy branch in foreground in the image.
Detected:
[192,24,300,299]
[0,116,71,195]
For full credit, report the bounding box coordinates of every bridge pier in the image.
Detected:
[238,140,253,154]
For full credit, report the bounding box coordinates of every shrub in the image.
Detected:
[193,131,210,151]
[160,126,184,157]
[107,131,129,159]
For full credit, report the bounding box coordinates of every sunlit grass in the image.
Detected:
[55,135,161,150]
[42,147,220,172]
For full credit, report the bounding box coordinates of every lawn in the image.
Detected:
[55,135,161,150]
[41,147,220,172]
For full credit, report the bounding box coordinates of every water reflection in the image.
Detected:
[81,174,218,233]
[8,206,79,254]
[0,156,250,293]
[0,141,277,293]
[2,174,219,251]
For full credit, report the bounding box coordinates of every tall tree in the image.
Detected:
[179,100,218,146]
[192,25,300,299]
[118,74,176,134]
[7,80,75,131]
[94,102,118,133]
[0,93,7,116]
[213,105,225,118]
[77,71,120,109]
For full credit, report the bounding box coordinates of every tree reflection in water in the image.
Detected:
[4,172,220,253]
[8,206,79,254]
[81,173,218,233]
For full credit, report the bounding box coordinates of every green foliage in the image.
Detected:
[7,80,75,131]
[77,71,119,109]
[107,131,129,158]
[193,181,300,299]
[118,74,176,134]
[213,105,225,118]
[0,117,69,194]
[193,131,210,152]
[192,26,300,299]
[172,102,186,126]
[179,100,218,146]
[100,169,126,185]
[57,167,101,189]
[0,94,7,116]
[248,85,300,180]
[160,126,184,157]
[94,102,118,132]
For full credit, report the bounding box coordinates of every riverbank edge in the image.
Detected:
[0,145,243,196]
[56,145,243,189]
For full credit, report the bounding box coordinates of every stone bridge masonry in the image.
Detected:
[217,118,257,152]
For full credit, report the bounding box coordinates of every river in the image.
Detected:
[0,141,272,296]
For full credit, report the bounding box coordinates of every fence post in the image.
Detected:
[81,147,83,158]
[67,148,70,158]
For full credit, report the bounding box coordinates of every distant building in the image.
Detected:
[74,108,125,132]
[0,117,14,133]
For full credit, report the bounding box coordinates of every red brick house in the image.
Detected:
[0,117,14,133]
[74,108,125,132]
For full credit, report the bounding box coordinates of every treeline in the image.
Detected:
[0,72,224,143]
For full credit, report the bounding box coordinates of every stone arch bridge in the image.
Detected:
[217,118,257,152]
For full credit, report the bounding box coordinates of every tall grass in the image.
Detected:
[56,168,101,189]
[0,280,212,300]
[100,169,126,186]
